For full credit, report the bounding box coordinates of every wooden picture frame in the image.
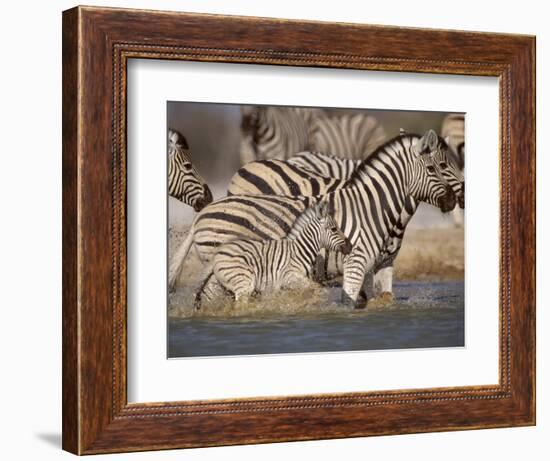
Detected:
[62,5,535,454]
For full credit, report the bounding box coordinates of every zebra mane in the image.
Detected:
[344,133,420,186]
[342,131,451,186]
[287,202,323,239]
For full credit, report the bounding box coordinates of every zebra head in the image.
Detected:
[409,130,458,213]
[240,107,263,162]
[314,201,353,255]
[168,129,212,212]
[434,136,465,209]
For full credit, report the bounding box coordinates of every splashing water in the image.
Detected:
[168,280,464,358]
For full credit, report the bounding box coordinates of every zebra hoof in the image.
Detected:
[367,291,394,308]
[341,291,362,309]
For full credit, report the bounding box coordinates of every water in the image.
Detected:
[168,280,464,358]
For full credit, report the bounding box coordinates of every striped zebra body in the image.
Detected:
[168,129,212,211]
[169,131,463,306]
[240,107,321,163]
[310,113,387,160]
[207,201,352,305]
[287,151,362,178]
[227,157,346,197]
[239,106,387,163]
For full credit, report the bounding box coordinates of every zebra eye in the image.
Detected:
[439,162,448,169]
[427,165,435,174]
[182,164,193,172]
[331,226,338,232]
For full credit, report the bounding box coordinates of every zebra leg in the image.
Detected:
[313,249,327,282]
[372,266,395,305]
[193,265,230,310]
[358,271,375,307]
[233,287,256,309]
[341,246,372,308]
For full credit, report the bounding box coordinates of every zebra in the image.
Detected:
[239,106,387,163]
[239,106,322,164]
[196,200,352,308]
[309,112,388,160]
[168,130,462,307]
[168,129,212,212]
[440,114,465,226]
[226,132,464,299]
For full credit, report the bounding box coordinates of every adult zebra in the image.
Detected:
[169,130,461,307]
[239,106,387,163]
[225,134,464,300]
[168,129,212,212]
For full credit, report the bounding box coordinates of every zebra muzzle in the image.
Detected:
[458,182,465,209]
[193,184,213,212]
[340,239,352,255]
[438,186,457,213]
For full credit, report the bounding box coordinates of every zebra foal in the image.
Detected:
[197,200,352,308]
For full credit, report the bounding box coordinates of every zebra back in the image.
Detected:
[227,156,346,197]
[287,151,362,179]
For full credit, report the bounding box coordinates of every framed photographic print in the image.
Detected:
[62,6,535,455]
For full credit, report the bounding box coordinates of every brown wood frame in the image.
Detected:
[62,5,536,455]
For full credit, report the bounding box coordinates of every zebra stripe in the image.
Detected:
[168,129,212,212]
[239,106,321,163]
[227,156,345,197]
[287,151,362,178]
[310,113,388,160]
[169,130,462,306]
[228,133,464,283]
[239,106,387,163]
[200,201,351,307]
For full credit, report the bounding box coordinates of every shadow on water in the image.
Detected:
[168,280,464,358]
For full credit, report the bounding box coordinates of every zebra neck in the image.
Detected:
[287,224,321,269]
[346,135,418,193]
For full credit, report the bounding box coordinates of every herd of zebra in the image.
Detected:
[168,107,465,309]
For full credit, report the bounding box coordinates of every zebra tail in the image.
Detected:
[168,223,195,290]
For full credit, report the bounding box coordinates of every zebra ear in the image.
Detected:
[415,129,439,154]
[316,200,329,219]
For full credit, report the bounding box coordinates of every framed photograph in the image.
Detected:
[62,6,535,455]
